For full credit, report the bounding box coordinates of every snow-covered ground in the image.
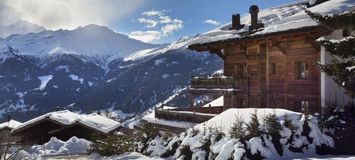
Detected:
[37,75,53,90]
[88,152,163,160]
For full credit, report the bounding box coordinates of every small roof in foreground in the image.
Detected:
[13,110,121,134]
[0,120,22,130]
[188,0,355,47]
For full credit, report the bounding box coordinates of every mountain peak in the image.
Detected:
[0,20,46,38]
[76,24,113,32]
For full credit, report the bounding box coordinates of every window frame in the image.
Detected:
[295,61,308,80]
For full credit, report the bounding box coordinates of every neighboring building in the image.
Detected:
[0,118,22,143]
[11,110,121,145]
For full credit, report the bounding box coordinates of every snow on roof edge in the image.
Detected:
[0,120,22,130]
[12,110,121,134]
[188,0,355,47]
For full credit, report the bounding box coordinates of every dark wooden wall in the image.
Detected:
[221,32,321,113]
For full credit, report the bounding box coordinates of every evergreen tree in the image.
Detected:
[283,114,294,130]
[230,113,246,140]
[246,110,260,138]
[306,10,355,96]
[265,114,282,136]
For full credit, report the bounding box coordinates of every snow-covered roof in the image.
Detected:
[189,0,355,46]
[203,96,224,107]
[195,108,302,133]
[0,120,22,130]
[13,110,121,134]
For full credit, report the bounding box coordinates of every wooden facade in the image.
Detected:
[0,127,21,144]
[189,27,326,113]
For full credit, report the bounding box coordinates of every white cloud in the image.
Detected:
[204,19,221,26]
[142,10,164,17]
[130,9,183,43]
[137,18,159,28]
[0,0,146,30]
[128,30,161,43]
[159,16,172,24]
[161,19,183,36]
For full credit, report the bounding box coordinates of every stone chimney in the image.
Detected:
[231,14,244,30]
[249,5,264,31]
[7,114,11,122]
[56,106,60,111]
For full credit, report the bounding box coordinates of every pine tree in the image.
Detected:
[283,114,294,130]
[230,113,246,140]
[246,110,260,138]
[265,114,282,136]
[306,10,355,96]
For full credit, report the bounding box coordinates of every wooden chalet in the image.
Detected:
[11,110,121,145]
[153,0,354,124]
[189,7,325,113]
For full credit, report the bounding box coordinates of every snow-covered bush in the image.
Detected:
[138,109,336,159]
[89,132,135,156]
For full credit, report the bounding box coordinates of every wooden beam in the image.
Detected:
[305,35,321,52]
[211,49,226,60]
[271,41,286,54]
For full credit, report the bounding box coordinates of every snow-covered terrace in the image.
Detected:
[188,0,355,48]
[12,110,121,134]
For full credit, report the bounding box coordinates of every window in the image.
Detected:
[271,63,276,74]
[295,62,308,79]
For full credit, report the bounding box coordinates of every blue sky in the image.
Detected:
[114,0,298,43]
[1,0,299,44]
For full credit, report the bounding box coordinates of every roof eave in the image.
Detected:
[188,25,328,52]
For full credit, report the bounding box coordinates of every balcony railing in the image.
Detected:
[154,107,223,123]
[191,76,246,89]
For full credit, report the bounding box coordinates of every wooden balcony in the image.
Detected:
[154,107,224,123]
[190,76,245,95]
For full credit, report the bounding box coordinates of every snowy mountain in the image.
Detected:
[1,24,158,68]
[0,30,222,121]
[0,20,46,38]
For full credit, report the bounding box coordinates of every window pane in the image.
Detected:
[296,62,307,79]
[271,63,276,74]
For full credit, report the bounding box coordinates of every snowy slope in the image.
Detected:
[0,20,45,38]
[190,0,355,45]
[124,36,199,62]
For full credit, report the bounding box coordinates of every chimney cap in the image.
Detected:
[249,5,259,13]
